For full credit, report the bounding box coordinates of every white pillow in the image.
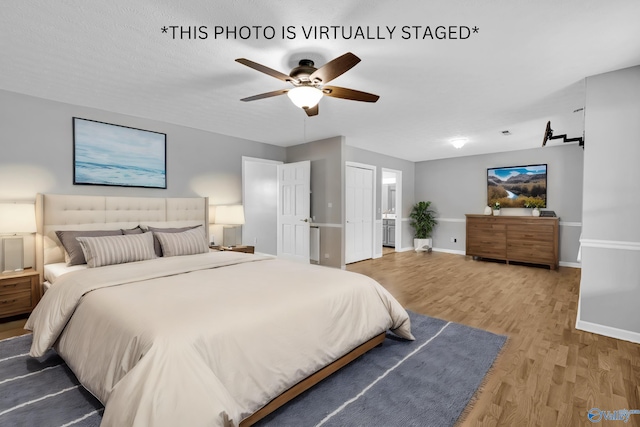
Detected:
[76,232,157,268]
[154,226,209,257]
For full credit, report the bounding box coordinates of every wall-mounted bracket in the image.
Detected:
[542,121,584,148]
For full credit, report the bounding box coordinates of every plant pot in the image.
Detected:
[414,238,432,252]
[493,210,500,216]
[532,207,540,217]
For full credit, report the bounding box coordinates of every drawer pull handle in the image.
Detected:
[1,299,17,304]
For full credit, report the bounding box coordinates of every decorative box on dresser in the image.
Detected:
[0,268,40,319]
[465,214,559,270]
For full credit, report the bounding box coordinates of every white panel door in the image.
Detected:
[345,165,374,264]
[277,161,311,263]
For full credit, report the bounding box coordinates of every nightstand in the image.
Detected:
[210,245,255,254]
[0,268,40,319]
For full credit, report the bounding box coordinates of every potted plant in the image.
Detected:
[493,202,501,216]
[409,201,437,252]
[524,198,545,216]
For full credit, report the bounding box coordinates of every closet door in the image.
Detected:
[345,165,373,264]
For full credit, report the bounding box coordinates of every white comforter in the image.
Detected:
[26,252,414,427]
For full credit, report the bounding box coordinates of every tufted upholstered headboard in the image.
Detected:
[35,193,209,281]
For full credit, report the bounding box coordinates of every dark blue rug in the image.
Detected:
[0,312,506,427]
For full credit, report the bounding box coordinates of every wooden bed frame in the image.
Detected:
[35,193,386,425]
[241,332,386,426]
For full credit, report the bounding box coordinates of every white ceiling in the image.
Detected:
[2,1,640,162]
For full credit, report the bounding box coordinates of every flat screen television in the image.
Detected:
[487,164,547,208]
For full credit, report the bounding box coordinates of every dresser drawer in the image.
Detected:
[0,290,32,314]
[468,243,507,259]
[468,222,506,232]
[0,277,32,296]
[508,242,555,263]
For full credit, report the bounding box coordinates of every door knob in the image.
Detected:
[300,218,308,222]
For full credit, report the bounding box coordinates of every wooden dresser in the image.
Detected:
[466,214,559,270]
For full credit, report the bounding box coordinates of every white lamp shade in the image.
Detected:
[214,205,245,225]
[287,86,323,109]
[0,203,36,234]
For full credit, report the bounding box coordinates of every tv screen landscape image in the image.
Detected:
[487,164,547,208]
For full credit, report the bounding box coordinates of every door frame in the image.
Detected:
[381,167,402,252]
[344,161,376,264]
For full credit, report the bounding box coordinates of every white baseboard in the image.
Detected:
[559,261,581,268]
[397,246,414,253]
[576,319,640,344]
[432,247,466,256]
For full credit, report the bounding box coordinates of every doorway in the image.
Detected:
[381,168,402,255]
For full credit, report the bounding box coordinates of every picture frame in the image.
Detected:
[487,164,547,208]
[73,117,167,189]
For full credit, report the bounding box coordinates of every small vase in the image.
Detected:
[493,209,500,216]
[532,207,540,217]
[484,206,492,215]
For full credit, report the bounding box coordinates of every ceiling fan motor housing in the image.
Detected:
[290,59,318,84]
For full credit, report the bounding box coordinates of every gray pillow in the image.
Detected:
[77,232,156,268]
[154,227,209,258]
[55,229,123,265]
[147,225,200,257]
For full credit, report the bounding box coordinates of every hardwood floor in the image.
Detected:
[0,315,29,340]
[348,250,640,427]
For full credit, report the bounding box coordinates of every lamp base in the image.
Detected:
[222,226,241,247]
[2,236,24,273]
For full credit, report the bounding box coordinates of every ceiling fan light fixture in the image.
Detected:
[287,86,323,109]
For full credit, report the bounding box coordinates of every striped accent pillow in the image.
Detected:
[154,226,209,257]
[76,232,157,268]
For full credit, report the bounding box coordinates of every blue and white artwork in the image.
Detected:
[73,118,166,188]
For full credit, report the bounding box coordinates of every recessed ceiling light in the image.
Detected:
[451,138,468,149]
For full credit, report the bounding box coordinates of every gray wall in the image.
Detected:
[0,89,286,201]
[345,146,416,252]
[0,89,286,266]
[286,136,345,268]
[578,65,640,340]
[414,144,584,264]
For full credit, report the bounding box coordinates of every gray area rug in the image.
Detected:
[0,312,506,426]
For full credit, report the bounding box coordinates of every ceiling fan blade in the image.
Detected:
[240,89,288,102]
[304,105,319,117]
[236,58,292,82]
[309,52,360,84]
[322,86,379,103]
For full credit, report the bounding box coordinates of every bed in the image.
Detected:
[25,193,414,427]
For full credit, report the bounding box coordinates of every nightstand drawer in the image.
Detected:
[0,277,32,296]
[0,290,32,314]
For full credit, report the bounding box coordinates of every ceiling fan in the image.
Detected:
[235,52,379,117]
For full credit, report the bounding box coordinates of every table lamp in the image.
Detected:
[0,203,37,273]
[214,205,245,247]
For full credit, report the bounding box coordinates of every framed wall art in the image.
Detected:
[73,117,167,189]
[487,164,547,208]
